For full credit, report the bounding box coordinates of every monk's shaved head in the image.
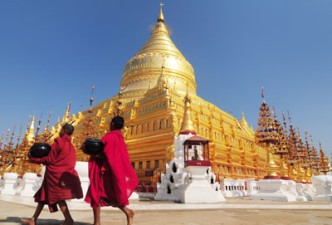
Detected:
[110,116,124,130]
[62,123,74,136]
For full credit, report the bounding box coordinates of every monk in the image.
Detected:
[85,115,138,225]
[21,123,83,225]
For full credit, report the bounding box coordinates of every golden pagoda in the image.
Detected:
[255,91,281,179]
[69,5,269,182]
[1,4,329,185]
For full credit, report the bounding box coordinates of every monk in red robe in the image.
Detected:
[85,116,138,225]
[21,123,83,225]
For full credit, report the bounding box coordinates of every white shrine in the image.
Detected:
[154,94,225,203]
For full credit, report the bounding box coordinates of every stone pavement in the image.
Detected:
[1,196,332,225]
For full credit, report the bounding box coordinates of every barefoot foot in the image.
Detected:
[127,209,135,225]
[20,218,35,225]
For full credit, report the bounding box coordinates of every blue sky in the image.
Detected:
[0,1,331,155]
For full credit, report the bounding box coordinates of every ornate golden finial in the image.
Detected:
[157,65,168,89]
[304,130,309,149]
[67,101,71,112]
[0,133,4,150]
[8,125,16,150]
[61,103,71,123]
[287,111,292,125]
[184,83,191,104]
[45,111,52,131]
[297,126,301,138]
[282,112,287,129]
[261,86,265,103]
[26,115,31,133]
[318,142,329,173]
[15,124,23,150]
[89,84,95,113]
[35,113,43,138]
[84,84,96,137]
[179,93,196,135]
[240,112,249,128]
[26,116,35,144]
[3,128,10,150]
[310,134,315,149]
[319,142,323,153]
[272,107,277,119]
[158,2,165,22]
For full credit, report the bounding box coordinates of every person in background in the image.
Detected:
[21,123,83,225]
[85,115,138,225]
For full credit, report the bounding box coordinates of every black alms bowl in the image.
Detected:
[83,138,104,155]
[29,143,51,158]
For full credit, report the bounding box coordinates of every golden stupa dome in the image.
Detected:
[121,5,196,96]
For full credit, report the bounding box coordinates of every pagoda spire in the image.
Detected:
[120,2,197,96]
[35,113,43,138]
[240,112,249,128]
[273,110,290,179]
[287,111,298,160]
[261,86,266,103]
[44,111,52,131]
[26,116,35,144]
[7,125,16,151]
[15,124,23,150]
[4,128,10,150]
[295,127,307,182]
[275,108,292,179]
[179,91,196,135]
[256,89,280,179]
[272,107,283,141]
[158,2,165,22]
[89,85,95,113]
[308,134,319,175]
[157,65,168,89]
[304,131,311,162]
[61,102,71,123]
[319,142,330,174]
[0,133,4,150]
[256,91,279,144]
[83,84,96,139]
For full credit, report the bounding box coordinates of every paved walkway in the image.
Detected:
[1,196,332,225]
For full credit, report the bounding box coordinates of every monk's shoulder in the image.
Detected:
[102,132,114,142]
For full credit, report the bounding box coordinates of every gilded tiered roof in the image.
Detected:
[121,5,196,96]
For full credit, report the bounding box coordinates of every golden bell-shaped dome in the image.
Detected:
[121,5,196,96]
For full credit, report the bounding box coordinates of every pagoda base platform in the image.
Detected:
[311,175,332,202]
[312,195,332,202]
[249,179,300,202]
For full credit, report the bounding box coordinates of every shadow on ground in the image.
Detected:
[0,217,91,225]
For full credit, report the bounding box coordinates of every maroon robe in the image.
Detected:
[85,130,138,208]
[30,134,83,212]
